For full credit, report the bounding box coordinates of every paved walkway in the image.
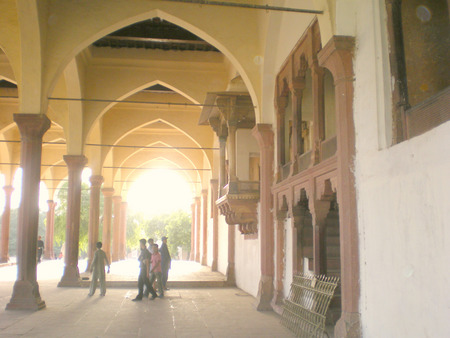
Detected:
[0,261,294,337]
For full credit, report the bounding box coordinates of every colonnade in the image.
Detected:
[0,114,130,308]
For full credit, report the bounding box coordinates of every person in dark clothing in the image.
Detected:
[160,236,171,290]
[132,239,157,301]
[37,236,44,263]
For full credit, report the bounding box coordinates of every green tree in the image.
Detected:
[53,182,90,258]
[125,210,191,259]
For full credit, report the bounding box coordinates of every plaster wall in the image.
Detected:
[236,129,260,181]
[217,215,228,275]
[283,218,294,299]
[353,1,450,336]
[234,228,261,297]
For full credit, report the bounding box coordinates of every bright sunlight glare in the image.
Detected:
[127,170,193,217]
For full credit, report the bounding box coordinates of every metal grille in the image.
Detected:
[281,273,340,337]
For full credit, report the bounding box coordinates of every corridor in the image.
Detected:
[0,261,293,337]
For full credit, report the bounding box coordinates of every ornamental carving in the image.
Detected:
[216,179,259,235]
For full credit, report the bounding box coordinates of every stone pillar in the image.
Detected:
[227,122,238,182]
[119,201,127,260]
[226,223,235,285]
[210,180,219,271]
[272,216,285,308]
[58,155,88,287]
[44,200,56,260]
[311,200,330,274]
[311,63,325,165]
[318,36,361,337]
[112,195,122,262]
[101,188,114,263]
[189,202,195,261]
[201,189,208,266]
[194,196,201,263]
[218,136,227,196]
[6,113,50,310]
[252,124,275,311]
[86,175,103,272]
[0,186,14,263]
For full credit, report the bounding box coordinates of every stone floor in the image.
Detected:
[0,261,294,337]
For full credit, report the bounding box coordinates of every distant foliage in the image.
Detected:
[126,210,191,259]
[53,182,90,258]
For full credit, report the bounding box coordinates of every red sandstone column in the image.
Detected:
[6,113,50,310]
[112,195,122,262]
[0,186,14,263]
[252,124,275,311]
[102,188,114,263]
[58,155,87,287]
[44,200,56,260]
[119,201,127,260]
[311,200,330,274]
[318,36,361,336]
[272,217,285,308]
[226,223,236,285]
[201,189,208,266]
[86,175,103,272]
[194,196,201,262]
[218,136,227,196]
[210,180,219,271]
[189,202,195,261]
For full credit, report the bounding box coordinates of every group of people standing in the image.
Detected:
[88,236,171,300]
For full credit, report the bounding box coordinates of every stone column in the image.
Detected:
[201,189,208,266]
[44,200,56,260]
[112,195,122,262]
[272,215,286,308]
[58,155,88,287]
[311,200,330,274]
[101,188,114,263]
[210,180,219,271]
[318,36,361,337]
[86,175,103,272]
[0,186,14,263]
[119,201,128,260]
[226,223,235,285]
[7,113,50,310]
[227,122,238,182]
[189,202,195,261]
[311,63,325,165]
[252,124,275,311]
[218,136,227,196]
[194,196,201,262]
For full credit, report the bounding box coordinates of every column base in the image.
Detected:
[271,289,284,315]
[58,265,81,287]
[255,274,274,311]
[334,311,361,338]
[225,263,235,286]
[211,259,218,272]
[6,280,46,311]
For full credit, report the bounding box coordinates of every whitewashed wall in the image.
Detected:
[354,1,450,337]
[235,224,261,297]
[217,215,228,275]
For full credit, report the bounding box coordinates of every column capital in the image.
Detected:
[13,114,51,140]
[3,185,14,195]
[317,36,355,83]
[121,201,128,207]
[201,189,208,196]
[89,175,104,187]
[252,123,274,148]
[47,199,56,207]
[112,195,122,202]
[102,187,115,197]
[63,155,88,169]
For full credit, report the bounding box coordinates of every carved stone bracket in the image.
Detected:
[216,182,259,235]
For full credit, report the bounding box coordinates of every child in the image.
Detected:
[88,242,110,296]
